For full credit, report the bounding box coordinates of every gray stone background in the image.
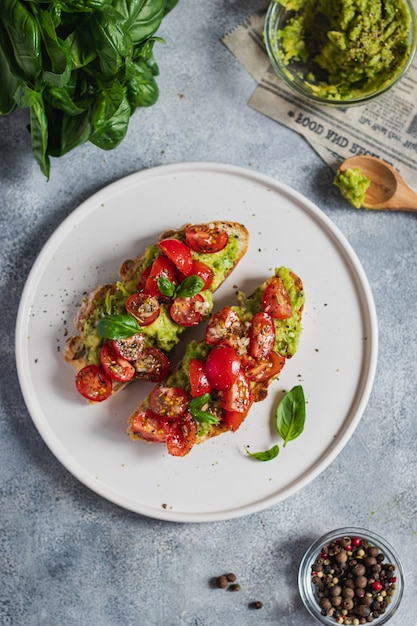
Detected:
[1,1,416,625]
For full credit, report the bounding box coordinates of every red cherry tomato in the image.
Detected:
[178,260,214,290]
[248,311,276,358]
[165,413,198,456]
[220,371,253,413]
[134,347,170,382]
[262,277,293,319]
[185,224,229,253]
[205,306,243,345]
[144,255,178,298]
[149,385,189,419]
[205,345,240,390]
[100,342,135,382]
[129,409,168,443]
[170,293,207,327]
[75,365,112,402]
[242,352,286,383]
[223,407,251,432]
[111,333,146,361]
[189,359,213,397]
[157,238,193,275]
[136,264,151,292]
[126,292,160,326]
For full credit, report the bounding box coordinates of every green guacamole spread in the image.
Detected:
[334,167,371,208]
[274,0,414,100]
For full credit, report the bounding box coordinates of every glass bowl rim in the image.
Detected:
[264,0,417,107]
[298,526,405,625]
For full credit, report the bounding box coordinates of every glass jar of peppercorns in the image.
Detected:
[298,528,404,625]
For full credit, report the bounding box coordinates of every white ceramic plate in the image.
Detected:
[16,163,378,523]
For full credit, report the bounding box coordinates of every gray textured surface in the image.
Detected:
[2,1,417,625]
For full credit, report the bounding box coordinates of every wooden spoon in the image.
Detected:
[338,155,417,211]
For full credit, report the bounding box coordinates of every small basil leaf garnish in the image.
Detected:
[244,445,280,461]
[276,384,306,447]
[97,314,141,339]
[176,275,205,298]
[157,275,176,297]
[188,393,219,424]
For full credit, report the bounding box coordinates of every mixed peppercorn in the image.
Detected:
[311,535,398,624]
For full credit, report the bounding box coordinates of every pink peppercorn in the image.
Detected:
[372,581,383,592]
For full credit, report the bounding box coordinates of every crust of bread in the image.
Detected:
[127,269,304,449]
[63,221,249,385]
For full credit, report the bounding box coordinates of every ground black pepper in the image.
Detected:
[310,535,398,624]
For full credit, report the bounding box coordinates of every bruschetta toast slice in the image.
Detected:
[127,267,305,456]
[63,221,249,402]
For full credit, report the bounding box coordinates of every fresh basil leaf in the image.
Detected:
[188,394,219,424]
[176,275,205,298]
[157,275,176,297]
[97,314,140,339]
[89,82,131,149]
[276,385,306,447]
[0,26,19,114]
[244,445,280,462]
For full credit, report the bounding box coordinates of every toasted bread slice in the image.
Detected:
[128,267,304,456]
[63,221,249,401]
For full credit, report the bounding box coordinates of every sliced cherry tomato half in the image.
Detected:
[144,255,178,298]
[170,293,207,327]
[165,413,198,457]
[157,238,193,275]
[112,333,145,362]
[248,311,276,359]
[185,224,229,253]
[262,277,293,320]
[100,342,135,382]
[136,264,151,292]
[133,347,170,382]
[126,292,160,326]
[242,351,286,383]
[220,371,253,414]
[189,358,213,397]
[205,306,243,345]
[205,345,240,390]
[129,409,168,443]
[75,365,112,402]
[178,260,214,290]
[223,407,251,432]
[149,385,189,419]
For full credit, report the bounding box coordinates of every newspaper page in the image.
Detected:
[222,8,417,185]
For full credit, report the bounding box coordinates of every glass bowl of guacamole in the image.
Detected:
[264,0,417,106]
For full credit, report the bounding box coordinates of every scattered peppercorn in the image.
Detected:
[249,601,263,609]
[310,535,398,624]
[215,572,240,592]
[216,575,228,589]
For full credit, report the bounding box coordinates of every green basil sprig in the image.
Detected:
[158,274,205,299]
[97,314,141,339]
[244,445,280,461]
[276,384,306,447]
[244,385,306,462]
[188,394,219,424]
